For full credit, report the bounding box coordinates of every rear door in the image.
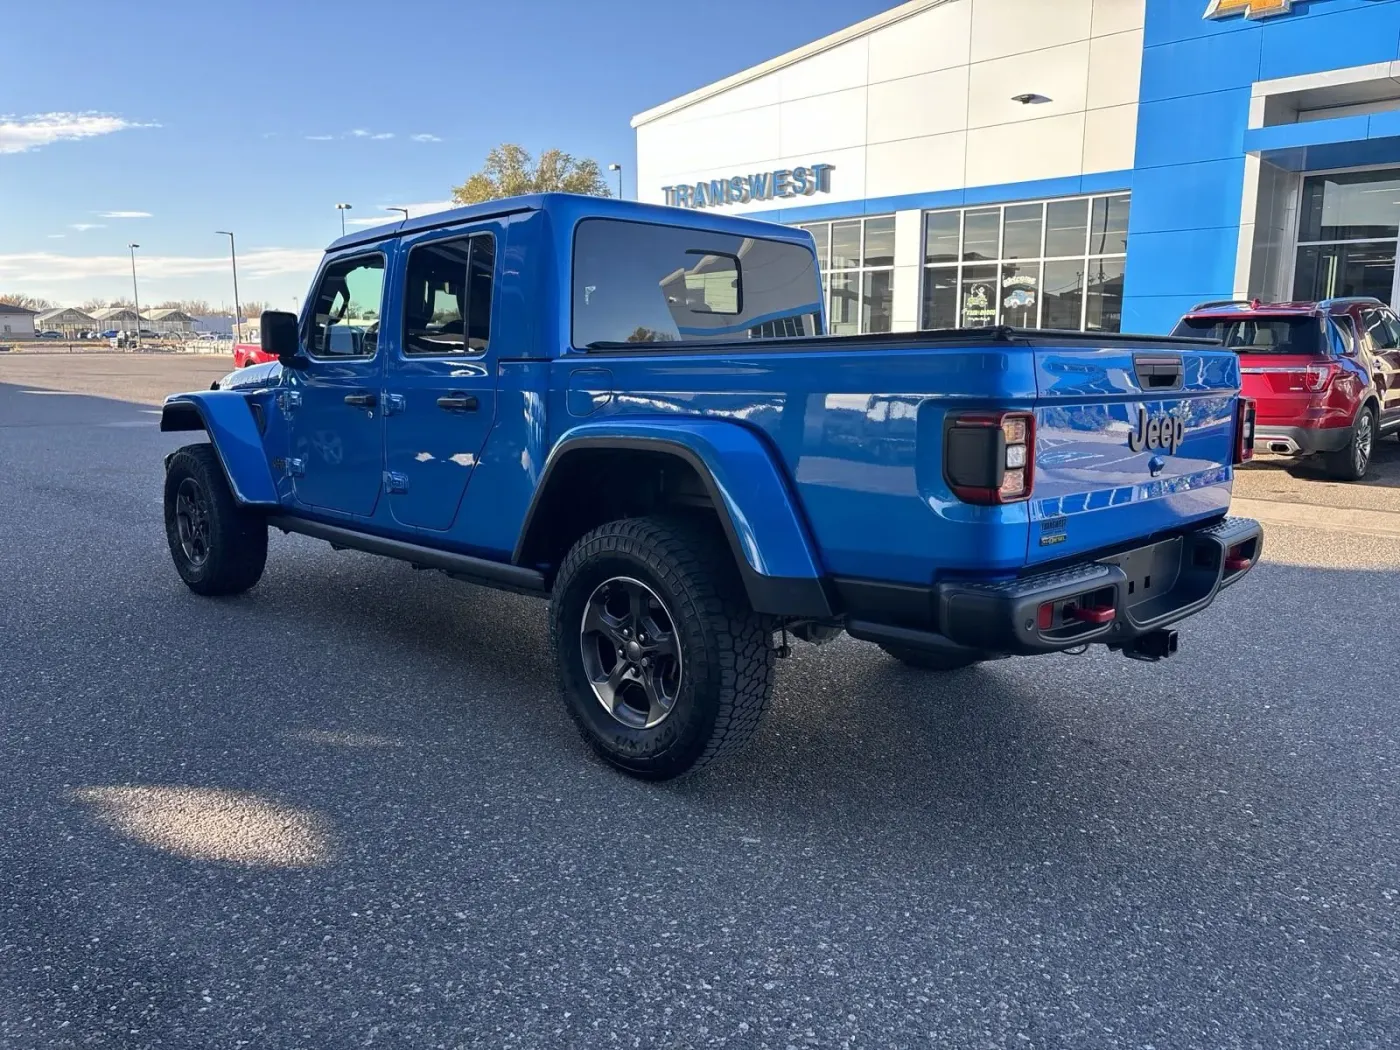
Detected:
[382,223,502,532]
[1028,342,1239,566]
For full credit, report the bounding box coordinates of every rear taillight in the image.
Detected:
[1234,397,1256,465]
[1304,362,1339,392]
[945,411,1035,504]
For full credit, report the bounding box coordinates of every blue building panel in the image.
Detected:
[1129,159,1247,236]
[1138,30,1262,103]
[1256,5,1400,81]
[1134,88,1254,169]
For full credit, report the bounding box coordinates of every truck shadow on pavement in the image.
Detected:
[1241,433,1400,488]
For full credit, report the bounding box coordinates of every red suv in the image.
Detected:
[1173,297,1400,479]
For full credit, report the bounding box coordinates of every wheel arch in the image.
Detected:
[160,392,280,507]
[514,428,832,619]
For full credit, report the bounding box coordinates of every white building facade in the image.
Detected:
[634,0,1142,335]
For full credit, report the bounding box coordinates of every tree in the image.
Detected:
[0,293,54,311]
[452,144,611,205]
[239,300,271,319]
[80,297,110,313]
[154,299,213,316]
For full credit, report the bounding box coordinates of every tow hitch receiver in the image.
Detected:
[1120,628,1179,662]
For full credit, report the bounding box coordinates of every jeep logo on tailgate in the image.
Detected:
[1129,408,1186,454]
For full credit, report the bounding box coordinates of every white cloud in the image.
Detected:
[411,134,442,143]
[47,234,65,239]
[0,112,156,154]
[371,132,394,140]
[69,223,106,232]
[344,200,457,226]
[305,134,334,141]
[350,129,371,138]
[97,210,152,219]
[0,247,323,284]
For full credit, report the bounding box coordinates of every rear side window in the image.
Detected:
[402,234,495,356]
[572,219,823,348]
[1171,316,1323,355]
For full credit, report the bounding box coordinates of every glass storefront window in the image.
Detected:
[1045,199,1089,258]
[863,216,895,268]
[924,212,960,264]
[1293,241,1397,302]
[961,265,999,328]
[922,267,958,328]
[922,194,1128,331]
[796,215,897,335]
[862,270,893,333]
[1043,260,1085,330]
[1084,257,1125,332]
[1001,261,1040,327]
[829,271,860,336]
[963,209,1000,262]
[1298,171,1400,243]
[831,221,862,270]
[1003,204,1043,260]
[1089,195,1130,255]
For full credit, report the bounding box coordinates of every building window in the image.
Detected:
[797,215,896,335]
[920,194,1129,333]
[1293,170,1400,305]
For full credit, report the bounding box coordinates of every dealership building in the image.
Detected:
[633,0,1400,337]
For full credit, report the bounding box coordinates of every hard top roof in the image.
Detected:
[1181,297,1389,320]
[324,192,811,253]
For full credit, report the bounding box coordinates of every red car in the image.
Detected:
[232,341,274,368]
[1173,297,1400,479]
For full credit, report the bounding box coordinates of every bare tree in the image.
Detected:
[239,300,272,319]
[452,144,610,205]
[0,293,54,311]
[153,299,214,315]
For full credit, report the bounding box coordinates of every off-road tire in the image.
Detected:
[1323,404,1376,481]
[550,515,774,780]
[163,443,267,596]
[878,644,983,671]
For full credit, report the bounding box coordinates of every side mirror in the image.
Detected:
[261,310,303,366]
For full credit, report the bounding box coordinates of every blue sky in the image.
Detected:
[0,0,895,311]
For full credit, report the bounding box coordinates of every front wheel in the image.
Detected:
[1323,405,1376,481]
[163,443,267,596]
[550,515,774,780]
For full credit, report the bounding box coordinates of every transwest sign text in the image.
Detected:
[663,164,835,209]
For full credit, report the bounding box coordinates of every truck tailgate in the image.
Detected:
[1029,345,1239,565]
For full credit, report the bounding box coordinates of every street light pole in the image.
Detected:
[336,202,353,236]
[128,243,142,351]
[216,231,242,343]
[608,163,623,199]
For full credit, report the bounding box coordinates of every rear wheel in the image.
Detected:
[550,515,774,780]
[878,644,984,672]
[1324,405,1376,481]
[163,443,267,596]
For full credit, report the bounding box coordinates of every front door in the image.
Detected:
[286,251,388,518]
[382,226,501,531]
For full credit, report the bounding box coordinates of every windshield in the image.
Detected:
[1171,315,1324,354]
[572,218,823,347]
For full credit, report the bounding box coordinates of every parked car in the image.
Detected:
[159,193,1261,780]
[37,330,63,340]
[99,329,120,339]
[232,341,275,368]
[1173,297,1400,479]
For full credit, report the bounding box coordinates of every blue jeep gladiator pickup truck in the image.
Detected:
[161,193,1262,779]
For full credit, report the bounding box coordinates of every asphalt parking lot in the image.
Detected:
[2,354,1399,1049]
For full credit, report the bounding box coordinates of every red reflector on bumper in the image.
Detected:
[1225,555,1252,573]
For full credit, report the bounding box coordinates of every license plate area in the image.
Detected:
[1101,536,1213,625]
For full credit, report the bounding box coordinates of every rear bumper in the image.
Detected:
[1254,424,1350,456]
[846,516,1262,658]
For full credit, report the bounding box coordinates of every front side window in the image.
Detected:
[307,254,386,358]
[402,234,495,355]
[572,219,821,347]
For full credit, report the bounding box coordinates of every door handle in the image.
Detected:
[344,392,377,408]
[437,394,479,412]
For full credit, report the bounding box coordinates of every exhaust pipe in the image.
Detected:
[1121,629,1179,663]
[1269,442,1292,455]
